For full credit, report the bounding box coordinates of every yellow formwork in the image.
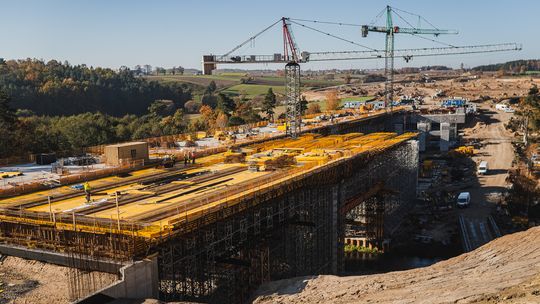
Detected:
[0,167,170,207]
[2,131,417,239]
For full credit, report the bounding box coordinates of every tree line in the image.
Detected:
[0,67,324,158]
[0,58,193,116]
[0,90,194,157]
[473,59,540,73]
[0,81,271,158]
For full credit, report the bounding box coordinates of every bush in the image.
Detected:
[306,103,321,115]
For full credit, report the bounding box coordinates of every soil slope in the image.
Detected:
[253,226,540,304]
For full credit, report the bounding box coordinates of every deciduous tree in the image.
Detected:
[325,90,340,111]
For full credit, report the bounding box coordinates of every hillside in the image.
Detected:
[0,59,193,116]
[253,226,540,304]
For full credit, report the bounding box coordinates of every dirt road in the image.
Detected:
[459,105,514,250]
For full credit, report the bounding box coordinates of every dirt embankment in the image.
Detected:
[0,256,70,304]
[253,226,540,304]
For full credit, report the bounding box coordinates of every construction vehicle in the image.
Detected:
[450,146,475,157]
[477,161,489,175]
[159,155,176,168]
[0,171,23,179]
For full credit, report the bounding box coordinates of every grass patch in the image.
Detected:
[344,244,381,254]
[222,84,286,98]
[217,72,248,77]
[341,96,375,102]
[146,75,242,88]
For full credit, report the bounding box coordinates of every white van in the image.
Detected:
[457,192,471,208]
[495,104,509,111]
[478,161,488,175]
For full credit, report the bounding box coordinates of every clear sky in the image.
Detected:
[0,0,536,71]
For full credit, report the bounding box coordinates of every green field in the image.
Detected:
[222,84,286,98]
[341,96,375,102]
[146,75,243,88]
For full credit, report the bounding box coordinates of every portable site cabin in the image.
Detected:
[104,141,149,166]
[367,100,385,110]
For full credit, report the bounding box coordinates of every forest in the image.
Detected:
[0,58,193,116]
[472,59,540,73]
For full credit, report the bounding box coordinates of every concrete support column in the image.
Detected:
[101,256,159,300]
[417,122,430,152]
[440,122,450,152]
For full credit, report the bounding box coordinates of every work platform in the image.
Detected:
[0,131,419,303]
[1,132,414,238]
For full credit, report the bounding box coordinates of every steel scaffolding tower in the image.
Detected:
[285,62,301,138]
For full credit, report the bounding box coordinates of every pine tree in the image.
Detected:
[262,88,277,121]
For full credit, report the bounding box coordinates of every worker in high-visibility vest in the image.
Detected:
[83,181,92,203]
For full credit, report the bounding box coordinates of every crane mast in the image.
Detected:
[384,5,394,110]
[282,18,302,138]
[362,5,459,108]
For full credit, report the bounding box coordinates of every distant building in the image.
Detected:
[343,101,366,109]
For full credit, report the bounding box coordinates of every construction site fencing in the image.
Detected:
[0,149,86,167]
[0,155,35,166]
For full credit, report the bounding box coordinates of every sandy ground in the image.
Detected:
[303,74,540,105]
[253,226,540,304]
[0,256,70,304]
[459,104,515,249]
[0,256,119,304]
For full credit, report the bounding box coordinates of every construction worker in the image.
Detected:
[83,181,92,203]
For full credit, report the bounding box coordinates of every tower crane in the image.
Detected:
[361,5,459,107]
[203,12,521,138]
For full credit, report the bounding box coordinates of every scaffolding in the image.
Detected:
[0,129,419,303]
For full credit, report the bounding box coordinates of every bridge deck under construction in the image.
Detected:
[0,132,417,256]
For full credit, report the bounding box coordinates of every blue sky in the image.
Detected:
[0,0,536,70]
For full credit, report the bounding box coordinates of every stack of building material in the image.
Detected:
[224,152,245,163]
[263,154,296,170]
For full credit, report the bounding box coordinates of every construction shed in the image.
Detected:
[104,142,149,166]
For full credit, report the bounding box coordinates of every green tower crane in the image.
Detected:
[362,6,459,108]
